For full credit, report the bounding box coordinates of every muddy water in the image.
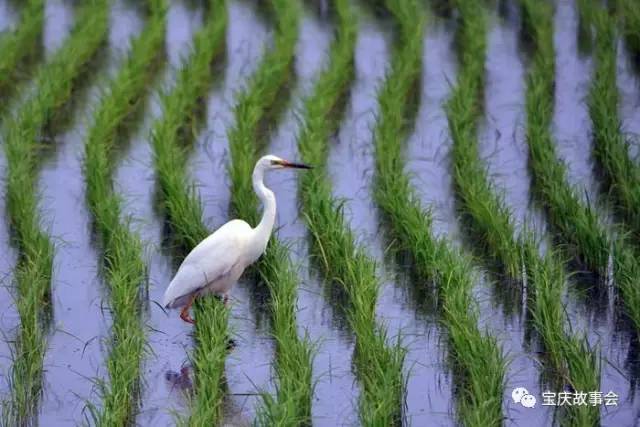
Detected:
[617,40,640,163]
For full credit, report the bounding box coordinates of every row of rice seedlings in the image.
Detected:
[582,3,640,244]
[521,0,640,335]
[371,1,506,424]
[445,0,522,278]
[296,1,406,425]
[148,1,229,424]
[521,4,600,425]
[225,0,317,424]
[82,1,166,424]
[447,0,600,424]
[0,0,44,100]
[616,0,640,61]
[1,0,109,422]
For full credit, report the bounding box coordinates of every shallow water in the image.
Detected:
[188,1,277,423]
[617,39,640,163]
[37,88,106,427]
[564,293,640,425]
[0,150,18,402]
[552,0,599,204]
[190,0,270,230]
[108,0,144,73]
[263,11,367,426]
[479,10,546,235]
[38,3,143,424]
[114,2,204,425]
[0,0,638,425]
[0,0,18,390]
[405,17,459,242]
[327,11,455,425]
[43,0,73,57]
[0,0,16,32]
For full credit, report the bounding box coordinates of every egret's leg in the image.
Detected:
[180,294,196,324]
[223,294,229,307]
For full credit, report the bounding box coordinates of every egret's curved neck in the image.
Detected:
[252,165,276,251]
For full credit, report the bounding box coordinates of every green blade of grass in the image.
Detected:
[1,1,109,423]
[370,1,506,424]
[148,1,229,424]
[83,1,167,424]
[297,1,407,425]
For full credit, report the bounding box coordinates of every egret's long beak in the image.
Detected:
[280,160,312,169]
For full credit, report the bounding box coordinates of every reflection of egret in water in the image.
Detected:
[164,362,253,426]
[164,338,237,395]
[165,366,193,393]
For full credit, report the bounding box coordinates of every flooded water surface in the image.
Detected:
[0,0,639,425]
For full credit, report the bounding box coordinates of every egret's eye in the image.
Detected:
[270,160,278,165]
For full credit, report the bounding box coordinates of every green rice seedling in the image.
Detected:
[83,1,166,424]
[369,0,507,424]
[583,5,640,244]
[445,0,523,279]
[296,1,407,424]
[521,0,640,336]
[148,1,229,424]
[224,0,319,424]
[617,0,640,62]
[0,0,44,100]
[1,1,109,422]
[445,0,600,424]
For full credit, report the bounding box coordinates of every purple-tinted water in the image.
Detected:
[552,0,600,204]
[38,3,144,424]
[405,16,459,242]
[329,10,454,426]
[0,0,16,32]
[43,0,73,57]
[115,2,203,425]
[617,39,640,163]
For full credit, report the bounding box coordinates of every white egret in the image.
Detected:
[162,154,311,323]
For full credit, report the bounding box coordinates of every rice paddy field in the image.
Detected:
[0,0,639,426]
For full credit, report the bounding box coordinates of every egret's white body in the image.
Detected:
[162,155,310,323]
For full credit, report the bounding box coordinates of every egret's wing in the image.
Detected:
[162,221,249,307]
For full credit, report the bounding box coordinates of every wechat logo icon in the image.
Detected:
[512,387,537,408]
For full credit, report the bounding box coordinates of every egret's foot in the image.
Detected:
[180,306,195,324]
[180,294,197,324]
